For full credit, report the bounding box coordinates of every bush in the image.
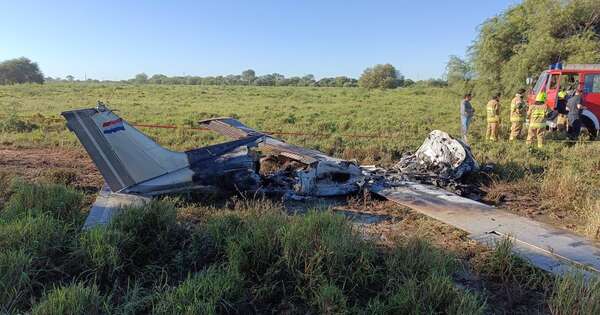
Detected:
[0,250,34,313]
[0,171,16,206]
[549,273,600,315]
[358,64,401,89]
[206,213,244,252]
[31,283,106,315]
[383,274,485,314]
[109,200,184,269]
[222,213,287,306]
[152,266,244,315]
[170,226,219,279]
[110,281,152,315]
[0,114,39,132]
[280,211,378,301]
[41,169,78,186]
[2,181,83,222]
[78,227,127,282]
[0,57,44,85]
[377,237,485,314]
[314,283,348,314]
[0,214,70,259]
[225,213,285,277]
[385,237,457,282]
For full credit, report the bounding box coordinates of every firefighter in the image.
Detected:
[556,88,568,132]
[509,88,527,141]
[526,92,549,148]
[486,93,501,141]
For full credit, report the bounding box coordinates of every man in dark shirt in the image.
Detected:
[566,89,585,140]
[460,93,474,143]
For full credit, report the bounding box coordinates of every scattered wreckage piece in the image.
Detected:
[394,130,478,179]
[198,117,364,197]
[387,130,481,196]
[83,185,150,229]
[369,182,600,277]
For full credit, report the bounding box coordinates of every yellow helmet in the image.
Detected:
[535,91,547,103]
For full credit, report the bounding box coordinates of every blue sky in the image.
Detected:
[1,0,518,80]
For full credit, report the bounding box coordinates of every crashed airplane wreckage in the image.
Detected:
[61,103,365,227]
[63,103,600,277]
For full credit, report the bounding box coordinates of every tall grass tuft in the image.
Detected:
[380,237,485,314]
[314,283,348,314]
[381,274,485,315]
[109,280,153,315]
[0,171,16,204]
[483,237,547,289]
[385,237,457,282]
[0,214,70,260]
[108,199,184,269]
[77,227,127,283]
[1,180,83,222]
[583,200,600,239]
[280,211,378,302]
[152,266,244,315]
[0,250,34,313]
[31,282,107,315]
[548,273,600,315]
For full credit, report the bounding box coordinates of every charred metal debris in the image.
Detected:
[62,103,482,200]
[198,119,481,199]
[363,130,484,198]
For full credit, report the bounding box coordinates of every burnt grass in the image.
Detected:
[1,177,600,314]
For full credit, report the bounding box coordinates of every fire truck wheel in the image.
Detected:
[581,116,597,140]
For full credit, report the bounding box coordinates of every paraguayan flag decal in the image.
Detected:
[102,118,125,134]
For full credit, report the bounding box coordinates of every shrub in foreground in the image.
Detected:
[281,211,379,303]
[152,266,244,315]
[0,183,488,314]
[108,199,184,270]
[77,227,127,283]
[0,214,70,260]
[0,249,34,313]
[548,273,600,315]
[31,282,106,315]
[1,181,83,222]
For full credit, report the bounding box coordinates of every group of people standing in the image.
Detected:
[460,88,586,147]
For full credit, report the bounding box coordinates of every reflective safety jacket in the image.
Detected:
[528,104,548,129]
[558,91,567,100]
[510,95,526,122]
[486,99,500,123]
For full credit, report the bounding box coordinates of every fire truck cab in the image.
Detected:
[528,64,600,139]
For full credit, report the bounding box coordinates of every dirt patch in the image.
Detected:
[0,146,103,190]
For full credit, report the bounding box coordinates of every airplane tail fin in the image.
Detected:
[61,103,189,192]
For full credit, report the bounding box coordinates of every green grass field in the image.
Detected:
[2,83,600,313]
[2,83,599,232]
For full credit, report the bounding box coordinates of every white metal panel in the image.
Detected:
[371,182,600,275]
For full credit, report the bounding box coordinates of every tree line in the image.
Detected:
[445,0,600,97]
[124,64,418,88]
[1,58,434,89]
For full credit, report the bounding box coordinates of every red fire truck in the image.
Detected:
[528,64,600,139]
